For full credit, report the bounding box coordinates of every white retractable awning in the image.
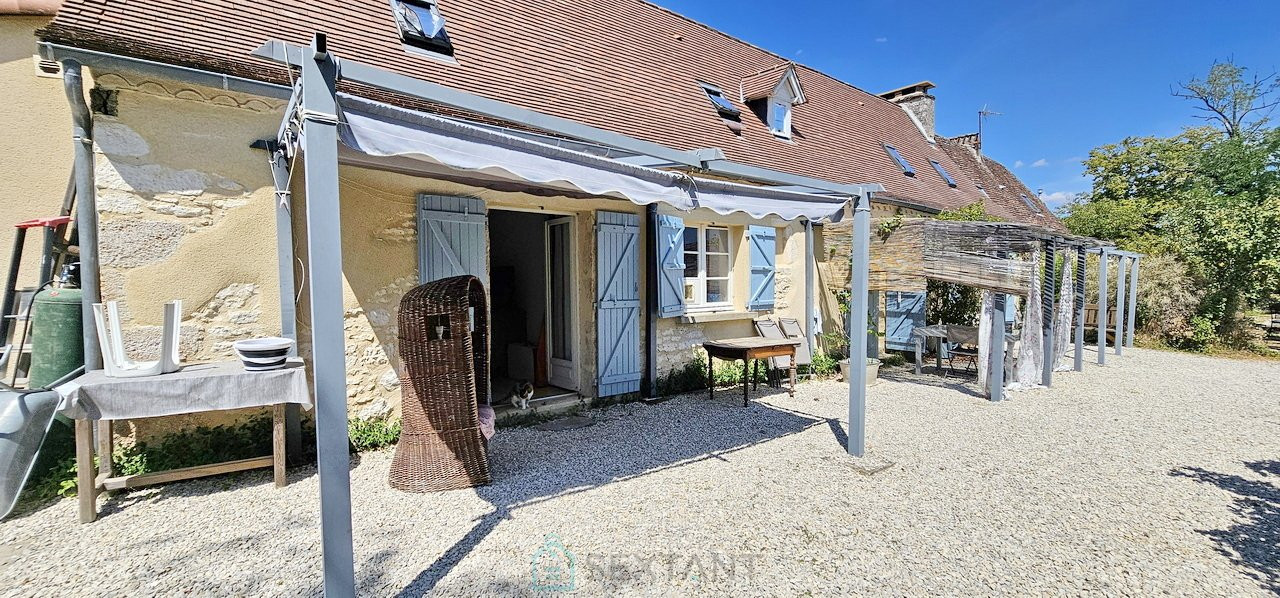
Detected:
[335,94,848,222]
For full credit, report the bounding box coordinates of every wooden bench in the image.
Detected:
[1082,304,1117,342]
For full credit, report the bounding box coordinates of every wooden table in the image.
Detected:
[59,360,311,523]
[912,325,1017,376]
[703,337,800,406]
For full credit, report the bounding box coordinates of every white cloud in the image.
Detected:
[874,37,888,43]
[1031,158,1049,167]
[1014,160,1025,168]
[795,49,804,56]
[1041,191,1078,210]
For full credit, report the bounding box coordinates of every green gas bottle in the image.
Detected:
[29,286,84,389]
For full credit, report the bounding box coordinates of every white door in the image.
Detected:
[545,217,576,390]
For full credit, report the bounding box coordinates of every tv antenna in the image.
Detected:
[977,104,1002,153]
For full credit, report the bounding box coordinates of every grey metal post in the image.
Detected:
[62,60,102,370]
[847,197,871,457]
[1073,247,1086,372]
[989,286,1006,401]
[1126,256,1139,347]
[267,145,302,458]
[1097,250,1108,365]
[300,37,356,597]
[804,219,816,356]
[1041,239,1055,387]
[1114,254,1126,356]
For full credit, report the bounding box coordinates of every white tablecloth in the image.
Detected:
[57,359,311,420]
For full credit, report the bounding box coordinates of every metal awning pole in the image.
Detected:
[1097,250,1109,365]
[1126,256,1139,347]
[1114,254,1126,356]
[1073,246,1086,371]
[847,197,871,457]
[989,265,1006,401]
[299,35,356,597]
[804,219,816,356]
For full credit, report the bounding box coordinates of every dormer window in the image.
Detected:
[700,83,741,118]
[883,144,915,176]
[930,160,957,187]
[741,63,805,139]
[392,0,454,58]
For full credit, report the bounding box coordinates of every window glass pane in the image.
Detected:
[770,102,788,133]
[706,255,730,278]
[704,228,729,253]
[706,280,729,303]
[683,253,697,278]
[683,227,698,252]
[684,282,696,302]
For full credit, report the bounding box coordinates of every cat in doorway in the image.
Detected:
[508,381,534,410]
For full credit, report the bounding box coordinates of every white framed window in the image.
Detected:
[683,225,733,309]
[767,99,791,138]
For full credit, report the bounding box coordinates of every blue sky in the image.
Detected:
[652,0,1280,211]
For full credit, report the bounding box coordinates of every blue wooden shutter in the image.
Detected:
[418,195,487,285]
[885,291,925,351]
[596,211,641,397]
[747,225,776,311]
[656,214,686,318]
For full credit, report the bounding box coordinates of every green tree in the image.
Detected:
[1061,59,1280,345]
[1173,60,1280,138]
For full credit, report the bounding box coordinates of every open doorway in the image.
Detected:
[488,209,578,406]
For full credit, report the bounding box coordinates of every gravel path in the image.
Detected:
[2,347,1278,596]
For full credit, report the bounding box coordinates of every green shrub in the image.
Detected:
[655,352,774,397]
[347,418,401,451]
[811,351,839,377]
[879,353,906,368]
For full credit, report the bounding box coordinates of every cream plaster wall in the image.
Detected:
[0,17,75,287]
[88,71,285,438]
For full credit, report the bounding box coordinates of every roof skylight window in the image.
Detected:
[1019,193,1043,214]
[392,0,454,58]
[700,83,741,118]
[930,160,957,187]
[883,144,915,176]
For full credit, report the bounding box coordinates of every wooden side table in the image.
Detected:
[59,360,311,523]
[703,337,800,407]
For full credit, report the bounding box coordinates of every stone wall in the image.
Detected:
[90,71,285,438]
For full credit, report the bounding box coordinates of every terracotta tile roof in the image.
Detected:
[936,136,1065,230]
[739,62,794,101]
[39,0,1058,226]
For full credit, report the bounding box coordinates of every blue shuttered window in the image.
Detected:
[656,214,686,318]
[885,291,926,351]
[417,194,488,285]
[596,211,642,397]
[747,225,776,311]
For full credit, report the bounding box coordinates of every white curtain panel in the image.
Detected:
[1053,256,1075,371]
[1014,250,1043,389]
[977,290,993,390]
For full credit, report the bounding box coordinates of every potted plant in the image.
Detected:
[838,357,881,386]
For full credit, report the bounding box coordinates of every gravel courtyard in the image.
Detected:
[2,347,1278,596]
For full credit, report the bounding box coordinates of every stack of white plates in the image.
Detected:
[232,337,294,371]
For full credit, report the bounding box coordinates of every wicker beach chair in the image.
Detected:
[389,275,492,492]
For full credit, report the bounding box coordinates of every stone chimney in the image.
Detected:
[879,81,936,139]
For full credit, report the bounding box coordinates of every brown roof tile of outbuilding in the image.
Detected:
[40,0,1058,226]
[936,136,1065,230]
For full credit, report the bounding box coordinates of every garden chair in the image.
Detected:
[389,275,492,492]
[1269,314,1280,339]
[92,300,182,378]
[943,324,980,378]
[776,317,813,380]
[752,318,789,387]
